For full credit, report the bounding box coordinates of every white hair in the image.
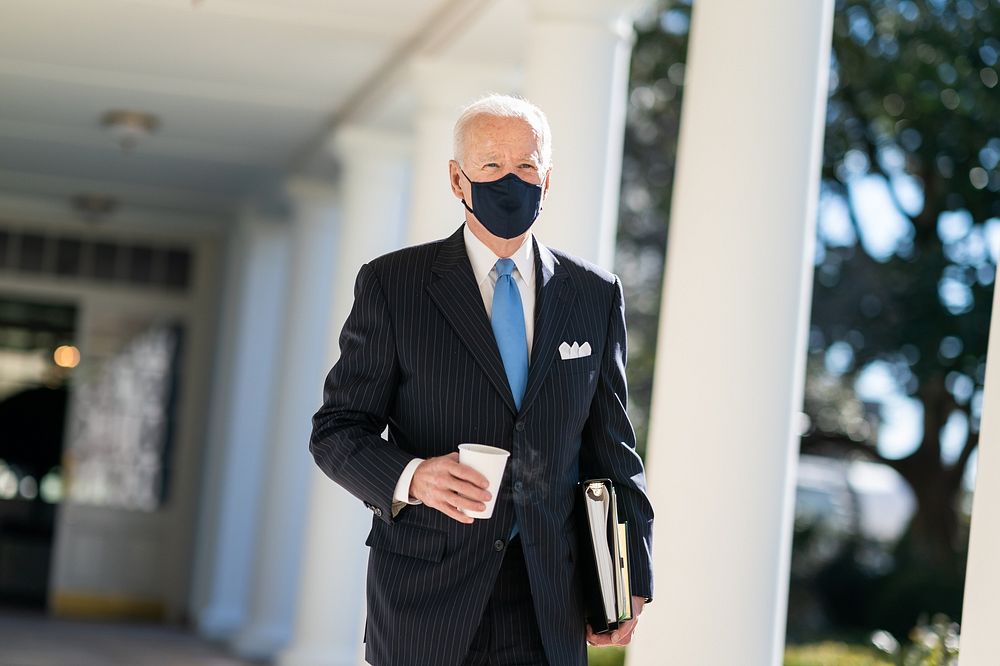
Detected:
[453,93,552,171]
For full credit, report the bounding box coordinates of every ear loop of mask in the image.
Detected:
[459,168,477,216]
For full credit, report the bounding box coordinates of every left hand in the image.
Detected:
[586,596,645,647]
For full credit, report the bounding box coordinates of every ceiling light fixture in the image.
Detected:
[100,110,161,153]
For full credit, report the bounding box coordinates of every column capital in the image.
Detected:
[283,176,337,205]
[527,0,648,26]
[409,55,521,114]
[282,176,339,225]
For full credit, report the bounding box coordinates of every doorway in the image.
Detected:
[0,296,77,609]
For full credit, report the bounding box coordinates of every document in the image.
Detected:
[578,479,633,631]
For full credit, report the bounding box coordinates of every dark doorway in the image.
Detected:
[0,296,77,609]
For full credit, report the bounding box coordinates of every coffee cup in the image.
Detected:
[457,443,510,519]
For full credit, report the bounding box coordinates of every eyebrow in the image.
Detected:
[471,152,541,165]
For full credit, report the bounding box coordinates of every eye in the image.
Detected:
[483,162,500,168]
[519,163,537,170]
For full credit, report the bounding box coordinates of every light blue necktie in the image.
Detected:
[492,258,528,409]
[492,258,528,540]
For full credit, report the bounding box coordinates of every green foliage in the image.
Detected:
[580,617,960,665]
[785,642,894,666]
[888,614,960,666]
[805,0,998,568]
[587,645,625,666]
[615,1,691,460]
[786,614,961,665]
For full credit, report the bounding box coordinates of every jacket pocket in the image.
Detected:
[365,520,448,563]
[555,357,598,376]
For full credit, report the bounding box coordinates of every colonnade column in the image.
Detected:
[959,250,1000,657]
[279,126,411,666]
[188,206,291,638]
[230,179,341,659]
[522,0,641,268]
[627,1,835,665]
[406,56,519,245]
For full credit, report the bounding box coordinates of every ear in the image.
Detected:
[448,160,466,200]
[541,167,552,202]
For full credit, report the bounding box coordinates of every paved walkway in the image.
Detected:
[0,607,265,666]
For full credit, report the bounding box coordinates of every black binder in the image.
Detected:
[576,478,633,633]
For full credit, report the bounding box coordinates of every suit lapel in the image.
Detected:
[520,236,575,415]
[427,225,518,414]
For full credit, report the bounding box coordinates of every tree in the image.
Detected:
[616,2,691,458]
[803,0,998,575]
[616,0,1000,627]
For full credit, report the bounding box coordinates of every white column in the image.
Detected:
[230,179,341,659]
[523,0,640,269]
[188,207,291,638]
[278,127,411,666]
[407,56,519,245]
[627,2,834,665]
[960,266,1000,657]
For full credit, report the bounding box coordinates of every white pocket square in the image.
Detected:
[558,340,592,360]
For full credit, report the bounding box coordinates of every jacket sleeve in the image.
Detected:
[579,274,655,602]
[309,261,415,524]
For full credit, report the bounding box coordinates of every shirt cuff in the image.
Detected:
[392,458,425,505]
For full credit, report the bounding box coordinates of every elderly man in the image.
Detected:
[309,94,654,666]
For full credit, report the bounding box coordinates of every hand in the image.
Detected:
[586,596,645,648]
[409,452,492,524]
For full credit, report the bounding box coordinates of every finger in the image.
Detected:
[448,478,492,502]
[612,619,638,646]
[448,461,490,488]
[432,487,483,515]
[444,489,487,514]
[439,505,474,524]
[585,626,614,646]
[430,498,474,524]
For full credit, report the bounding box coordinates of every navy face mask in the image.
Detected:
[460,168,544,239]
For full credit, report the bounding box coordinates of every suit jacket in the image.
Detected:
[309,223,654,666]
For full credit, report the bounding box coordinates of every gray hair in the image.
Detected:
[453,93,552,171]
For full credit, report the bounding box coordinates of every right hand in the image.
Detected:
[409,452,492,524]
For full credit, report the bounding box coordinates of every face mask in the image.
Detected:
[460,168,544,239]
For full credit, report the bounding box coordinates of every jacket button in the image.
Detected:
[514,480,523,492]
[515,421,525,432]
[494,539,505,551]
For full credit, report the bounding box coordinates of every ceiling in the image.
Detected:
[0,0,522,221]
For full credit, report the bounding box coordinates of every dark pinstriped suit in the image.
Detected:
[309,223,654,666]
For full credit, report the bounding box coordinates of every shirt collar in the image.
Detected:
[463,223,535,288]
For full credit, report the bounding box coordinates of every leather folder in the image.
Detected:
[576,478,633,633]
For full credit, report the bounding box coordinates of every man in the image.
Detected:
[309,94,654,666]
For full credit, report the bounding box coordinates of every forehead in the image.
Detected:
[464,114,542,158]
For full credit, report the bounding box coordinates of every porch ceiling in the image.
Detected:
[0,0,521,218]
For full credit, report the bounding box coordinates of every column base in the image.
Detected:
[230,622,291,660]
[278,644,361,666]
[192,602,244,640]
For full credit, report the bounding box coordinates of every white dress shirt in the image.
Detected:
[391,224,537,514]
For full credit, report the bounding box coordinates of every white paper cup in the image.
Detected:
[457,443,510,519]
